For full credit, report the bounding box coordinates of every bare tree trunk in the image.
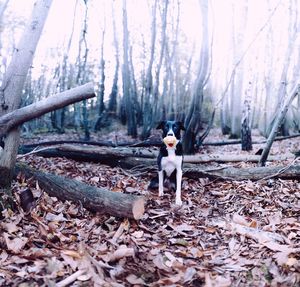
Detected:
[94,28,106,131]
[183,0,210,154]
[152,0,168,123]
[140,0,157,140]
[259,84,300,166]
[230,1,247,139]
[241,99,252,151]
[0,0,10,79]
[122,0,137,137]
[53,0,78,134]
[269,1,297,137]
[240,80,253,150]
[108,1,119,116]
[0,0,53,190]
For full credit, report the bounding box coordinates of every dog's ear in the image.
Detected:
[156,121,166,130]
[178,121,186,131]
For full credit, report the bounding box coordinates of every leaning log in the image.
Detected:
[0,82,96,138]
[259,84,300,166]
[15,163,145,220]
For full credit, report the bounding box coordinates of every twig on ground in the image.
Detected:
[257,157,299,182]
[56,269,86,287]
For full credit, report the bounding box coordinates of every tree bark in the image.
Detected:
[184,164,300,181]
[183,0,210,154]
[0,82,95,138]
[229,1,247,139]
[241,99,252,151]
[122,0,137,137]
[203,133,300,146]
[140,0,157,140]
[15,163,145,220]
[0,0,53,189]
[259,84,300,166]
[108,1,119,115]
[18,144,294,164]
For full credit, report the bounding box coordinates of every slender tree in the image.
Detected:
[94,27,106,131]
[183,0,210,154]
[108,1,119,116]
[121,0,137,137]
[229,1,247,139]
[152,0,168,122]
[140,0,157,140]
[0,0,53,206]
[75,0,90,140]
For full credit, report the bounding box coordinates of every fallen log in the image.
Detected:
[15,163,145,220]
[184,164,300,181]
[203,133,300,146]
[18,144,158,166]
[18,144,294,164]
[20,133,300,149]
[20,139,162,149]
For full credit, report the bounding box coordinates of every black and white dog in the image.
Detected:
[155,120,185,206]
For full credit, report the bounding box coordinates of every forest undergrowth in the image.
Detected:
[1,129,300,286]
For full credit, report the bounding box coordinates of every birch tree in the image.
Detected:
[106,0,119,120]
[121,0,137,137]
[183,0,210,154]
[140,0,157,140]
[230,1,247,139]
[0,0,53,193]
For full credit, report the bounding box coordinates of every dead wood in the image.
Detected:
[0,82,96,138]
[183,153,293,163]
[184,164,300,181]
[203,133,300,146]
[18,144,158,167]
[20,139,162,149]
[259,84,300,166]
[19,143,294,164]
[15,163,145,220]
[21,133,300,150]
[17,144,300,181]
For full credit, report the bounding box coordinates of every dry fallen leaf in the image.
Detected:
[126,274,146,285]
[3,233,28,253]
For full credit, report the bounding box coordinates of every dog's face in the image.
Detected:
[157,120,185,139]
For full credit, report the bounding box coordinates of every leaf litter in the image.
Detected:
[1,131,300,286]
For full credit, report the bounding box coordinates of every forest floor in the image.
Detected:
[1,129,300,286]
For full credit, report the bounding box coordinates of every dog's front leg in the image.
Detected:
[175,169,182,205]
[158,170,164,197]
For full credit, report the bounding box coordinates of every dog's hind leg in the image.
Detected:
[175,169,182,206]
[158,170,164,197]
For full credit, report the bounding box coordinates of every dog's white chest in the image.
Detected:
[161,150,182,176]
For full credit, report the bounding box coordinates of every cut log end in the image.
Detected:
[132,197,145,220]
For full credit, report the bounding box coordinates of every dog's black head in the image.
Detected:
[156,120,185,139]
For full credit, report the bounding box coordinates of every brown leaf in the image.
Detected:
[153,254,170,271]
[1,222,20,233]
[126,274,146,285]
[45,212,67,222]
[3,233,28,253]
